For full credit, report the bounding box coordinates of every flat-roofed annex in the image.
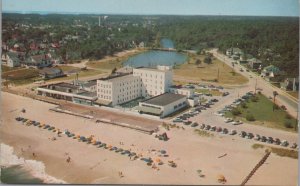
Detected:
[141,93,186,106]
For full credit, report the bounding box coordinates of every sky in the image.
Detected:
[2,0,299,17]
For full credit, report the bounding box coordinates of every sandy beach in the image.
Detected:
[0,91,298,185]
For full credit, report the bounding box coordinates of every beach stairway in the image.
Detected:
[240,150,271,186]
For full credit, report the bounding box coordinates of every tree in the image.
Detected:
[204,56,212,64]
[272,91,279,111]
[111,67,117,74]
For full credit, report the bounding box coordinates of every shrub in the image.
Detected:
[241,102,247,108]
[246,114,255,121]
[273,104,279,110]
[251,96,258,102]
[258,91,262,94]
[231,108,241,115]
[284,120,293,128]
[285,114,292,119]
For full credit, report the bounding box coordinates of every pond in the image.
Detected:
[123,50,187,68]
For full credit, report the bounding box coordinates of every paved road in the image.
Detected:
[210,48,298,119]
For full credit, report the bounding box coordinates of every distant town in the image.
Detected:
[1,13,299,185]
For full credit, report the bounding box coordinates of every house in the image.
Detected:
[25,54,52,68]
[261,65,280,78]
[1,52,22,67]
[226,47,243,57]
[47,52,63,64]
[39,67,65,79]
[280,78,299,91]
[248,58,262,69]
[138,42,145,48]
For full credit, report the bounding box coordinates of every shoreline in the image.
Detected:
[0,143,67,184]
[0,91,297,185]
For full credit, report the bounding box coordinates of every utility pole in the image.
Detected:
[296,108,299,132]
[254,78,257,94]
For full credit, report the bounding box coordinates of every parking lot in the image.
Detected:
[169,87,298,150]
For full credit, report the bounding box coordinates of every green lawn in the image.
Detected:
[225,94,297,132]
[47,69,104,82]
[174,54,248,85]
[1,65,14,72]
[2,68,41,85]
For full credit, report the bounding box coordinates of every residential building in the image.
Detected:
[1,52,22,67]
[226,47,243,57]
[25,54,52,68]
[261,65,280,78]
[248,58,262,69]
[39,67,65,79]
[280,78,299,91]
[137,93,187,118]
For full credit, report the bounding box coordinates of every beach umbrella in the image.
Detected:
[217,174,226,182]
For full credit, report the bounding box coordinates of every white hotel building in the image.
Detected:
[96,66,173,106]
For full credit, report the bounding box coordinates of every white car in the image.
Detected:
[230,121,238,125]
[236,120,243,124]
[224,118,233,123]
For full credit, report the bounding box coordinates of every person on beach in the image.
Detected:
[66,156,71,163]
[32,152,36,158]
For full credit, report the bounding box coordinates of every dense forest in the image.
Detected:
[2,14,299,76]
[157,16,299,76]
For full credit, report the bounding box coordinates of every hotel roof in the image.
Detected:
[142,93,186,106]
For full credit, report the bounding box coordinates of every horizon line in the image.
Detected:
[3,10,299,18]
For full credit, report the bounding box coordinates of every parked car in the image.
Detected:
[280,140,289,147]
[216,127,222,132]
[211,99,219,102]
[260,136,267,142]
[204,125,211,130]
[274,138,281,145]
[200,124,206,129]
[191,122,199,127]
[247,133,254,139]
[173,118,183,122]
[183,121,192,125]
[236,120,243,125]
[210,126,216,131]
[222,128,228,134]
[267,137,274,144]
[239,131,247,138]
[224,118,233,123]
[254,134,261,141]
[291,143,298,149]
[229,130,237,135]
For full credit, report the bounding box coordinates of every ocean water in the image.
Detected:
[1,165,44,184]
[0,143,66,184]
